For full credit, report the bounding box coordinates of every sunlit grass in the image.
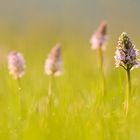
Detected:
[0,34,140,140]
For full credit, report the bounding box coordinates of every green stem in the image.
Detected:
[127,69,131,95]
[48,75,52,97]
[48,75,53,114]
[98,47,105,101]
[17,78,22,92]
[98,47,103,72]
[17,78,22,117]
[125,69,131,116]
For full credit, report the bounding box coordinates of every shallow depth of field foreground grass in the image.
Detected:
[0,33,140,140]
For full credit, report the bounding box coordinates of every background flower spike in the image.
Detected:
[90,21,108,50]
[8,51,26,80]
[44,43,62,76]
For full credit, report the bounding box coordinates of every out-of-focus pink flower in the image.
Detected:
[8,51,26,79]
[90,21,108,50]
[45,43,62,76]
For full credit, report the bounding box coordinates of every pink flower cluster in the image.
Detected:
[44,43,62,76]
[8,51,26,79]
[114,32,139,70]
[90,21,108,50]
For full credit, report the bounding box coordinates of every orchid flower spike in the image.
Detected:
[114,32,139,70]
[8,51,26,79]
[45,43,62,76]
[90,21,108,50]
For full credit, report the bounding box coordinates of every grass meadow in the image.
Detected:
[0,0,140,138]
[0,29,140,140]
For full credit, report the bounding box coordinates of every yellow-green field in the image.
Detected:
[0,32,140,140]
[0,0,140,139]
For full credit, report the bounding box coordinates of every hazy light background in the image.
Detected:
[0,0,140,51]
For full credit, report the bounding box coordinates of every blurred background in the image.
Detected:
[0,0,140,50]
